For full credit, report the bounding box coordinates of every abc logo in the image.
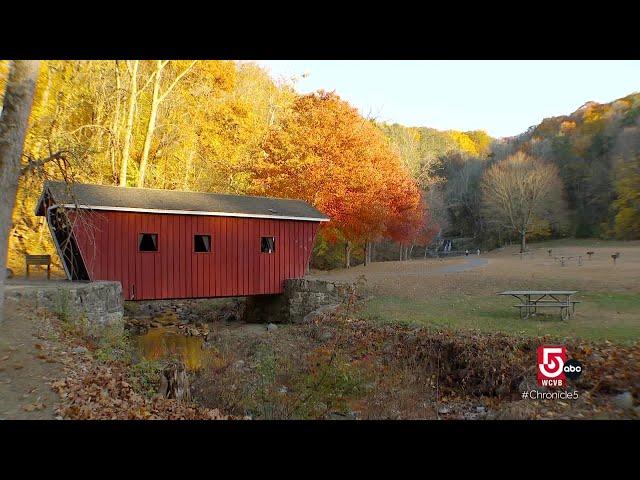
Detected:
[563,359,583,380]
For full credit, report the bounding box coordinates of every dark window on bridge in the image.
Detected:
[261,236,275,254]
[194,234,211,253]
[138,233,158,252]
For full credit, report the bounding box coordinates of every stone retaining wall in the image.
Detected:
[5,281,124,327]
[244,278,356,324]
[285,279,355,323]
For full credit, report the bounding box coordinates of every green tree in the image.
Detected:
[612,155,640,239]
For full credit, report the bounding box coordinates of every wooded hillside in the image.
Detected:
[511,94,640,239]
[379,93,640,251]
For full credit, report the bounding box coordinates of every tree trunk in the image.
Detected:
[137,60,163,188]
[364,241,370,266]
[520,230,526,253]
[162,360,191,403]
[111,61,122,184]
[183,150,194,190]
[345,241,351,269]
[137,61,196,189]
[119,60,138,187]
[0,61,41,323]
[399,243,403,261]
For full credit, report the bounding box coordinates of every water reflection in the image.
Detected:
[135,326,210,371]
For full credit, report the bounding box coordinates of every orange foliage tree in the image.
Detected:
[250,91,429,267]
[385,184,438,260]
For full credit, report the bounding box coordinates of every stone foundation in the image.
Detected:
[127,298,244,325]
[5,280,124,327]
[244,278,356,324]
[4,277,351,327]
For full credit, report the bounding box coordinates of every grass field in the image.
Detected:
[309,239,640,343]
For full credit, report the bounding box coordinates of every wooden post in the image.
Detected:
[345,241,351,269]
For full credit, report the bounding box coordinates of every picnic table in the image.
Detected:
[497,290,579,321]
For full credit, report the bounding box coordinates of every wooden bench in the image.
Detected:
[25,254,51,279]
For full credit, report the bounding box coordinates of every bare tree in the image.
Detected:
[0,61,41,321]
[481,151,565,253]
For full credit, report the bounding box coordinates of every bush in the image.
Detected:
[128,359,165,399]
[53,290,74,322]
[291,347,366,418]
[94,325,132,363]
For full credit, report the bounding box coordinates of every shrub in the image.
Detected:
[94,325,132,364]
[128,359,166,399]
[52,290,74,323]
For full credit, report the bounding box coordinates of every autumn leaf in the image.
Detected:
[22,403,45,412]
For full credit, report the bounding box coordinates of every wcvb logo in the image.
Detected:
[537,346,568,387]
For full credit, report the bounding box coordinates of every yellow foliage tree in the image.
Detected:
[4,60,294,274]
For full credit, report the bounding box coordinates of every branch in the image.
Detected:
[21,151,68,175]
[136,63,164,97]
[159,60,197,102]
[124,60,134,77]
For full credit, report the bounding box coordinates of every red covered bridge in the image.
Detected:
[35,182,329,300]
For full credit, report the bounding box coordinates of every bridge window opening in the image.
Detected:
[194,234,211,253]
[261,236,275,254]
[139,233,158,252]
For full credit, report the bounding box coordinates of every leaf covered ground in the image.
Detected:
[192,309,640,420]
[3,291,639,420]
[1,301,234,420]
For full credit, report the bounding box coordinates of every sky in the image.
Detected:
[257,61,640,138]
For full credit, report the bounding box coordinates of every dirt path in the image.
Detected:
[438,257,488,273]
[0,300,60,419]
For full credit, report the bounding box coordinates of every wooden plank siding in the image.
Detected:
[71,211,320,300]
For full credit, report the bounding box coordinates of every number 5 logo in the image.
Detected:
[537,346,567,385]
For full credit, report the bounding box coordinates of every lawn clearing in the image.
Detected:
[360,292,640,343]
[310,239,640,343]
